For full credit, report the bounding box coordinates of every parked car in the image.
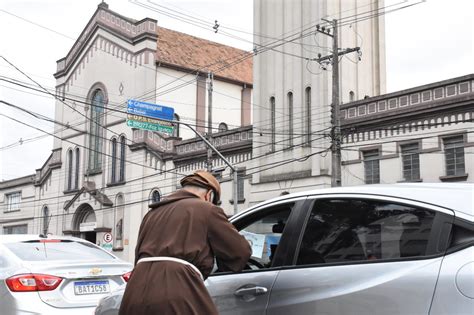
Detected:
[95,183,474,315]
[0,235,132,315]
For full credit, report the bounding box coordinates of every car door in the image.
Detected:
[267,194,454,315]
[206,197,306,315]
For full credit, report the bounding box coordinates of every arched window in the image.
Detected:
[42,206,49,235]
[110,137,117,183]
[66,149,73,191]
[270,97,276,152]
[114,195,124,249]
[218,122,228,133]
[88,89,105,172]
[150,189,161,204]
[119,136,126,182]
[173,113,180,138]
[305,87,312,146]
[74,148,80,189]
[287,92,294,147]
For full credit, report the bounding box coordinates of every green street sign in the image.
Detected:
[127,119,174,134]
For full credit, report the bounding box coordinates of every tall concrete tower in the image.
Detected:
[251,0,386,203]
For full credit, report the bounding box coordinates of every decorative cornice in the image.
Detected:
[259,170,317,184]
[55,5,157,78]
[0,216,35,224]
[35,150,62,186]
[175,126,253,159]
[0,175,35,190]
[63,181,113,211]
[341,74,474,126]
[342,130,474,165]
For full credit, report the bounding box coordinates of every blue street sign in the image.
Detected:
[127,100,174,121]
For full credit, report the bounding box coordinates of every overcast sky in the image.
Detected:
[0,0,473,181]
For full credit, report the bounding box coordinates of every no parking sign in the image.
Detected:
[103,232,113,243]
[102,233,113,251]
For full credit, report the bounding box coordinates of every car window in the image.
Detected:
[4,240,116,261]
[237,203,293,269]
[296,199,436,265]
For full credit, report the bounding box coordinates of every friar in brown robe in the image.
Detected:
[119,170,251,315]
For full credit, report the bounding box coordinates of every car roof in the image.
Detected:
[0,234,84,244]
[242,183,474,221]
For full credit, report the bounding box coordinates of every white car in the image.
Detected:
[96,183,474,315]
[0,235,132,315]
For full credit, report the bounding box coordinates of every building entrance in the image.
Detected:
[73,203,97,244]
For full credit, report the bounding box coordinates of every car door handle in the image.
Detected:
[234,285,268,297]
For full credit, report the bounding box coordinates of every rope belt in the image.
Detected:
[137,256,204,281]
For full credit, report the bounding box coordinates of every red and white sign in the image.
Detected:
[103,233,113,244]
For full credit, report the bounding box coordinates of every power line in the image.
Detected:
[0,106,333,209]
[0,76,334,135]
[0,56,153,154]
[5,72,471,160]
[0,9,328,131]
[0,9,261,118]
[0,109,188,177]
[5,122,471,214]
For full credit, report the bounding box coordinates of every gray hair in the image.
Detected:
[183,184,215,203]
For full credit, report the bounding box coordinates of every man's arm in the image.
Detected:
[208,206,251,272]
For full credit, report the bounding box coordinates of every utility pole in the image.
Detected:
[179,121,238,215]
[206,72,213,172]
[314,19,361,187]
[203,72,238,214]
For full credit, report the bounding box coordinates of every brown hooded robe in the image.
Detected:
[119,190,251,315]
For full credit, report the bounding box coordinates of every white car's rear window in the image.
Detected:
[5,240,115,261]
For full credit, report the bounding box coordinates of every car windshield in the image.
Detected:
[4,240,115,261]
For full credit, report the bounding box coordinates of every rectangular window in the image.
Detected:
[66,150,73,191]
[237,170,245,201]
[401,143,420,181]
[4,240,114,260]
[444,136,465,176]
[304,87,311,146]
[119,138,126,182]
[288,92,293,147]
[5,192,21,212]
[363,150,380,184]
[74,149,80,189]
[111,139,117,183]
[270,97,276,152]
[3,224,27,234]
[238,203,294,269]
[296,199,436,265]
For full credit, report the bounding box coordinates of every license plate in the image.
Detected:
[74,280,110,295]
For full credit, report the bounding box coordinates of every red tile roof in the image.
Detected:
[156,26,252,85]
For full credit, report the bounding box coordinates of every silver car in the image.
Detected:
[95,183,474,315]
[0,235,132,315]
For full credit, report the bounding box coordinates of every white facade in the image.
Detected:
[341,75,474,185]
[0,176,36,235]
[0,3,253,263]
[250,0,387,204]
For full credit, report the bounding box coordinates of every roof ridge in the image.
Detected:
[156,25,248,54]
[156,25,253,85]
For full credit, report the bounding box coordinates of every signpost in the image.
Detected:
[126,99,175,135]
[103,232,113,243]
[125,99,239,214]
[102,232,113,252]
[126,120,174,134]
